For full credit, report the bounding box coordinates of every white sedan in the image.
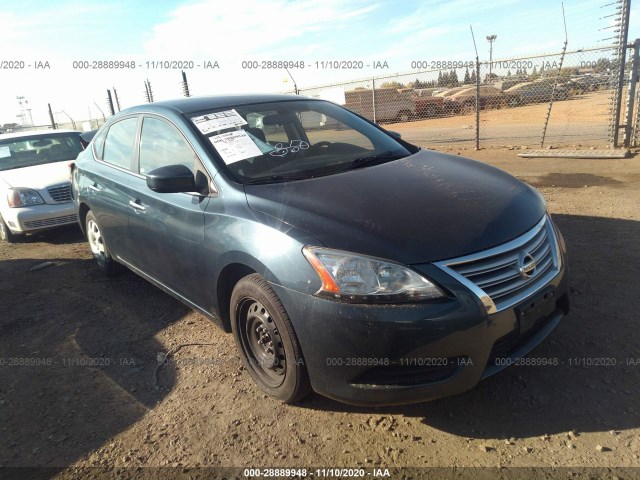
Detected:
[0,130,84,242]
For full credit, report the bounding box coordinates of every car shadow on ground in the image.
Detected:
[0,253,189,469]
[301,213,640,438]
[12,224,85,246]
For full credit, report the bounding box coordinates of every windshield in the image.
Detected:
[188,99,415,184]
[0,133,84,171]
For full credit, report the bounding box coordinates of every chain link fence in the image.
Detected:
[291,45,631,150]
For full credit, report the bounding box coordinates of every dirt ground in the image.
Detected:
[1,146,640,479]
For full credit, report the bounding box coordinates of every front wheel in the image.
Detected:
[230,273,311,403]
[85,210,122,276]
[0,215,21,243]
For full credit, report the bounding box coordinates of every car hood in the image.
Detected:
[0,160,72,189]
[244,150,546,264]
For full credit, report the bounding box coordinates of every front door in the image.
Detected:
[127,115,210,307]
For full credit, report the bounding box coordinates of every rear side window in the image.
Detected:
[92,127,108,160]
[102,117,138,170]
[139,117,196,175]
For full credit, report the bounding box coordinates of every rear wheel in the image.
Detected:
[461,102,476,115]
[85,210,122,276]
[0,215,21,243]
[396,110,412,123]
[230,273,311,403]
[507,96,520,108]
[424,105,438,118]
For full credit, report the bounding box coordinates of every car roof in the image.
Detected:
[122,94,309,116]
[505,82,535,92]
[0,129,80,140]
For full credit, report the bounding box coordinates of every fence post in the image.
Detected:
[623,38,640,147]
[475,61,480,150]
[48,103,56,130]
[106,90,115,116]
[113,88,121,112]
[612,0,631,147]
[372,78,377,123]
[182,71,190,97]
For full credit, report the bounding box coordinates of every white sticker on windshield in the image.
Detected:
[0,146,11,158]
[210,130,263,165]
[192,109,247,134]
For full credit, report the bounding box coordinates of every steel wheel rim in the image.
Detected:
[238,298,286,387]
[87,219,105,259]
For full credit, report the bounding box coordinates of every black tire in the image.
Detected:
[230,273,311,403]
[507,96,520,108]
[85,210,122,276]
[461,102,476,115]
[0,215,21,243]
[424,105,438,118]
[396,110,412,123]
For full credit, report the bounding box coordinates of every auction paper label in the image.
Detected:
[0,146,11,158]
[192,109,247,134]
[210,130,263,164]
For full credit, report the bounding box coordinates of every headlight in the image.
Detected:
[7,188,45,207]
[303,246,446,303]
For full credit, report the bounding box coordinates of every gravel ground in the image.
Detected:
[1,147,639,479]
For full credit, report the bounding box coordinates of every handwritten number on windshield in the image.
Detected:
[269,140,310,157]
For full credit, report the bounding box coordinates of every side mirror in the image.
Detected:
[387,130,402,140]
[146,164,196,193]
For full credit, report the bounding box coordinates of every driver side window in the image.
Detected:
[139,117,196,176]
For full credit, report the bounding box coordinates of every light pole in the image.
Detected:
[486,35,497,81]
[285,67,298,95]
[16,96,26,124]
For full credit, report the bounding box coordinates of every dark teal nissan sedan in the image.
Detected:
[72,94,569,406]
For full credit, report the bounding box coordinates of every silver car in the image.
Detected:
[0,130,84,242]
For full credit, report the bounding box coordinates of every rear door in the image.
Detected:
[127,115,210,306]
[83,116,142,263]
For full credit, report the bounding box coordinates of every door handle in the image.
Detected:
[128,200,147,212]
[88,185,102,193]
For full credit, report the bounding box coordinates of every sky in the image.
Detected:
[0,0,638,126]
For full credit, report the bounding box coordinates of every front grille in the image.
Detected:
[437,216,560,312]
[24,214,77,229]
[47,184,72,203]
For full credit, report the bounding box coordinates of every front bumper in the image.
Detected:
[273,253,569,406]
[2,202,77,234]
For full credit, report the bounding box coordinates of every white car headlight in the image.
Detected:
[7,188,45,207]
[303,246,446,303]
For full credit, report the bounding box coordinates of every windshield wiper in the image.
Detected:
[243,152,408,184]
[347,151,407,170]
[244,173,310,185]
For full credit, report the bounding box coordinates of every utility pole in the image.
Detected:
[486,34,497,81]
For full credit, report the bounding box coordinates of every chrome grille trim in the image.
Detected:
[435,215,561,314]
[24,214,77,229]
[47,184,72,203]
